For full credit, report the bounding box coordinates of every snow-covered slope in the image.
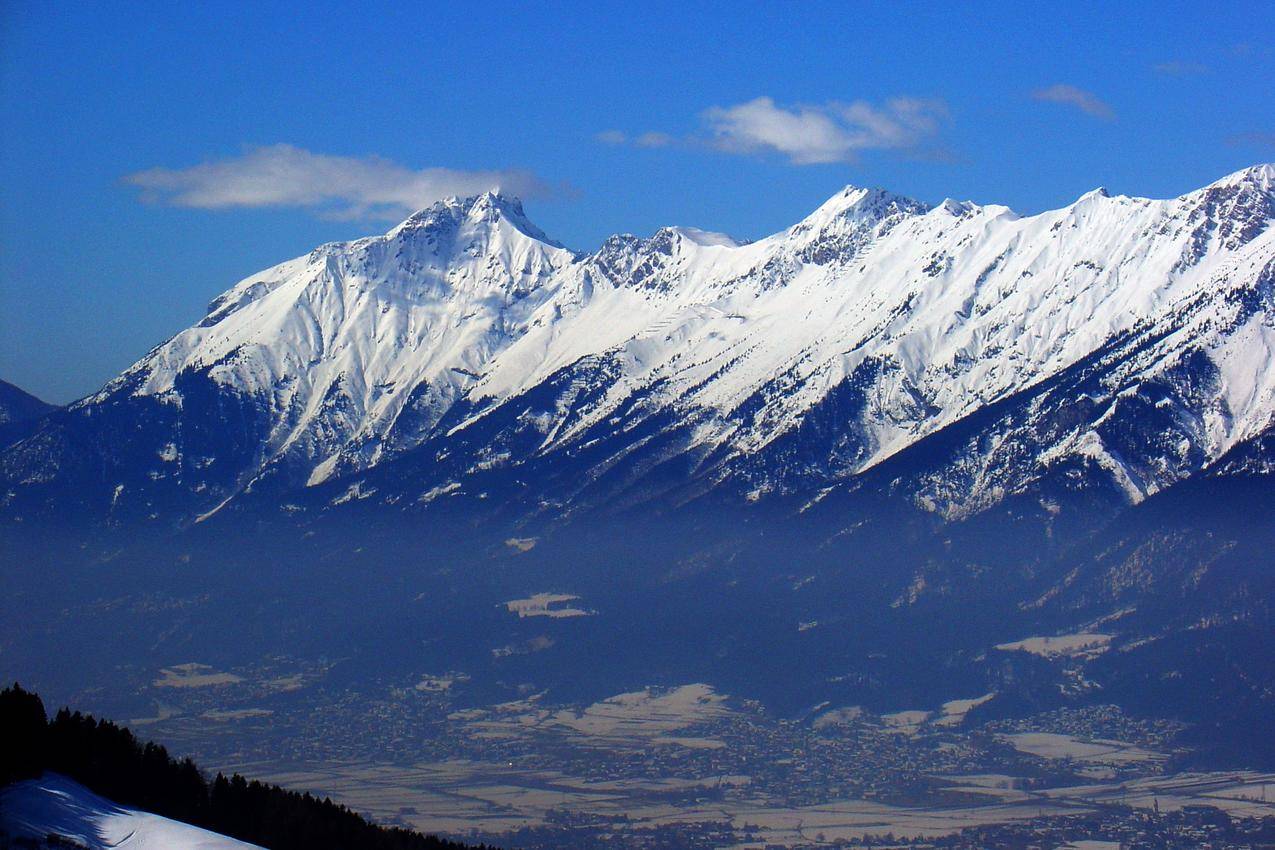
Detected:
[0,773,260,849]
[3,165,1273,525]
[105,193,576,488]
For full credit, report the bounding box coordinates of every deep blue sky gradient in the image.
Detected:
[2,1,1273,402]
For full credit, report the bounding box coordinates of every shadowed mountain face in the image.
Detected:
[0,380,58,450]
[2,168,1274,763]
[0,379,55,425]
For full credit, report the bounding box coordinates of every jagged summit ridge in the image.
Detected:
[390,190,566,248]
[4,166,1273,524]
[1205,162,1275,191]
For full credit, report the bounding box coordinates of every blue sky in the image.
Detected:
[2,1,1273,403]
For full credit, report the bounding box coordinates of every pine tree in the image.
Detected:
[0,682,48,783]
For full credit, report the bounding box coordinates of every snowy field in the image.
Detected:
[994,633,1113,659]
[503,592,594,618]
[1000,732,1163,764]
[153,663,244,689]
[456,682,732,748]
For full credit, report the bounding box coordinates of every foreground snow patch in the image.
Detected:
[0,773,261,849]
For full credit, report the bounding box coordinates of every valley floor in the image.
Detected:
[105,666,1275,848]
[215,757,1275,848]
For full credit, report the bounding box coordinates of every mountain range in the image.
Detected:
[5,165,1273,527]
[3,166,1274,762]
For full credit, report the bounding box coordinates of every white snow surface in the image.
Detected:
[995,633,1114,659]
[0,773,261,849]
[94,166,1275,499]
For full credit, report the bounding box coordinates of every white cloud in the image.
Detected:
[124,144,550,219]
[595,129,675,149]
[701,96,948,165]
[595,129,628,145]
[634,131,674,149]
[1031,84,1115,120]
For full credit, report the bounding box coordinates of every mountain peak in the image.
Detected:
[390,191,565,248]
[398,190,522,225]
[805,184,930,226]
[463,189,527,216]
[786,185,929,246]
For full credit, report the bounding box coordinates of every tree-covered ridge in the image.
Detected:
[0,683,491,850]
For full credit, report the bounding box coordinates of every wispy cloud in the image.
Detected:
[702,96,948,164]
[595,129,628,145]
[1152,60,1209,76]
[634,131,674,149]
[124,144,551,220]
[1031,84,1115,120]
[598,96,948,165]
[595,130,677,149]
[1228,131,1275,149]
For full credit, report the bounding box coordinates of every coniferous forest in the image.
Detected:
[0,683,490,850]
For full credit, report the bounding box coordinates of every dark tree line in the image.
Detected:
[0,683,491,850]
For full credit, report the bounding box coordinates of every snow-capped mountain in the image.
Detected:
[106,193,575,488]
[2,165,1273,527]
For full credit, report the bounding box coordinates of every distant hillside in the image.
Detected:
[0,684,490,850]
[0,379,54,425]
